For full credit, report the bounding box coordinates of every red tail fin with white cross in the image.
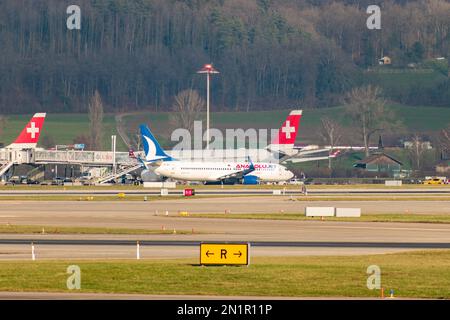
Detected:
[271,110,302,147]
[7,113,46,149]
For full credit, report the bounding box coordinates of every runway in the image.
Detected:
[2,238,447,260]
[1,198,449,259]
[2,239,450,248]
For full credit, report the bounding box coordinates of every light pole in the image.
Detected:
[111,135,116,177]
[197,63,219,149]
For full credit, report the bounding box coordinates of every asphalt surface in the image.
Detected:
[1,187,450,196]
[1,239,449,248]
[1,239,447,260]
[1,238,448,258]
[1,197,449,259]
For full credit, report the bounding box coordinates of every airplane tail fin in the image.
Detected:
[7,113,46,149]
[271,110,302,146]
[329,150,341,158]
[139,124,172,162]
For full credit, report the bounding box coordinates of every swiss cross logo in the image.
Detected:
[26,122,39,139]
[282,120,295,139]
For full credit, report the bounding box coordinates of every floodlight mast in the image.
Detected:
[197,64,219,150]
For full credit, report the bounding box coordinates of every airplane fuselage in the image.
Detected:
[153,161,294,182]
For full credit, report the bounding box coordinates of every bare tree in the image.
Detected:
[320,117,342,169]
[345,85,396,156]
[41,135,55,149]
[438,124,450,159]
[439,125,450,150]
[170,89,205,133]
[407,134,427,171]
[73,134,90,147]
[88,90,104,150]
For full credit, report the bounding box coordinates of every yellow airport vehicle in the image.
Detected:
[423,178,445,185]
[200,243,249,266]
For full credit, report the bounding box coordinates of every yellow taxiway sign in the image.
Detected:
[200,243,249,266]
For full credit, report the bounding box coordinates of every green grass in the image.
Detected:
[389,104,450,131]
[0,251,449,298]
[189,213,450,224]
[3,104,450,152]
[367,67,447,91]
[0,224,198,235]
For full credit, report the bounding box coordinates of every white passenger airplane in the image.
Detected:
[139,125,294,184]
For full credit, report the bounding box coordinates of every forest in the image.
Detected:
[0,0,449,114]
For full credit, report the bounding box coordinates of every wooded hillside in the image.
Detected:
[0,0,449,113]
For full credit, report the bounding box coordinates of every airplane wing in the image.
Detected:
[287,156,332,163]
[216,158,255,181]
[279,146,378,163]
[275,147,332,163]
[296,148,331,156]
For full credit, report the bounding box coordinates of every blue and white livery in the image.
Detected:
[139,125,294,184]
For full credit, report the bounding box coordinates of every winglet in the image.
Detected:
[136,156,149,169]
[247,156,255,171]
[243,156,256,175]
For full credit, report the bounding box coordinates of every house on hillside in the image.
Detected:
[379,56,392,65]
[353,153,403,176]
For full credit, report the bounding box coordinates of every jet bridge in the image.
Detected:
[0,148,144,183]
[34,150,138,165]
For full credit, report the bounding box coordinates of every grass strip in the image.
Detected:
[0,251,448,298]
